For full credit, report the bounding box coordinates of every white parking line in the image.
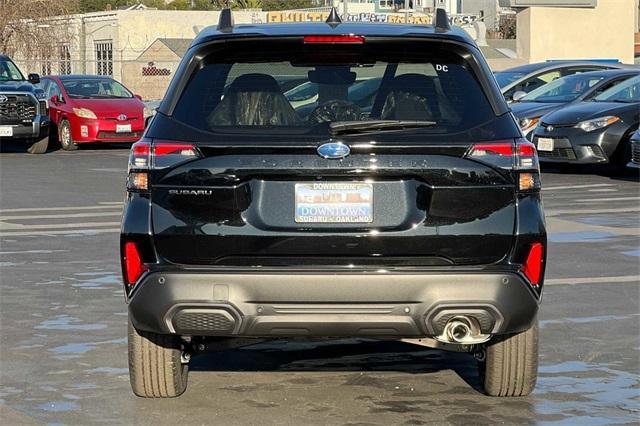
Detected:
[0,228,121,237]
[545,275,640,286]
[542,183,615,191]
[575,197,640,203]
[0,250,68,255]
[0,212,121,220]
[0,222,120,231]
[588,188,618,192]
[0,205,123,213]
[545,206,640,216]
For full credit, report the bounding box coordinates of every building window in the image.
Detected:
[95,40,113,76]
[379,0,394,8]
[59,44,71,75]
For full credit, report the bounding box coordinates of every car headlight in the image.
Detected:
[34,91,47,100]
[143,106,156,119]
[519,116,540,135]
[73,107,97,119]
[574,116,620,132]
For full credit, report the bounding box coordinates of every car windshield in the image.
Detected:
[62,78,133,99]
[520,74,605,103]
[494,71,525,88]
[172,40,497,138]
[593,75,640,103]
[0,59,25,82]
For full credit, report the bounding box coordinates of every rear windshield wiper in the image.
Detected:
[329,120,437,135]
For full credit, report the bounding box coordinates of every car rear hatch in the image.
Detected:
[135,35,532,268]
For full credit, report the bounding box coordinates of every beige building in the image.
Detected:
[121,38,191,100]
[515,0,636,64]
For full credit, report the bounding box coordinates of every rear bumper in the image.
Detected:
[128,271,539,339]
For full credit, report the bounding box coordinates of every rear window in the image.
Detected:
[171,39,497,137]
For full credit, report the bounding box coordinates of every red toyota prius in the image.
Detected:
[40,75,151,150]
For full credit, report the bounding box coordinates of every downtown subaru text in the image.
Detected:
[121,9,546,398]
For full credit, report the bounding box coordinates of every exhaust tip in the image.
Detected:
[448,321,471,343]
[437,316,491,345]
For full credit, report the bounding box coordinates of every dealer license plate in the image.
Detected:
[295,183,373,223]
[0,126,13,137]
[116,124,132,133]
[537,138,554,152]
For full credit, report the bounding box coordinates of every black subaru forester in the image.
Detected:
[121,9,546,398]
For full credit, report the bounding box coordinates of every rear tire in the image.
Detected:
[128,315,189,398]
[58,120,78,151]
[26,136,48,154]
[479,319,538,397]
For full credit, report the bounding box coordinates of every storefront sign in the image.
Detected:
[266,11,478,26]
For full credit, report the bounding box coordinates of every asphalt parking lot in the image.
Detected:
[0,146,638,425]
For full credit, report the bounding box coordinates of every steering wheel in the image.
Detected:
[308,100,362,123]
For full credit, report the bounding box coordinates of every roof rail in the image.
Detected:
[432,8,451,32]
[217,8,234,32]
[325,7,342,27]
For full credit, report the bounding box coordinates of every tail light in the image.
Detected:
[465,138,540,192]
[521,242,544,287]
[304,35,365,44]
[127,138,200,191]
[123,241,147,287]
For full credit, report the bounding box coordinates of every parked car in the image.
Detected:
[512,69,639,139]
[40,75,151,150]
[495,61,627,103]
[627,129,640,169]
[121,9,546,399]
[531,75,640,166]
[0,54,50,153]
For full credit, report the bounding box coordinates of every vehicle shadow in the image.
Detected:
[190,339,484,394]
[47,142,134,153]
[0,139,132,154]
[541,163,639,182]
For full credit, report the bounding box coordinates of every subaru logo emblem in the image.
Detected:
[0,95,7,103]
[118,114,127,121]
[317,142,350,159]
[546,125,554,133]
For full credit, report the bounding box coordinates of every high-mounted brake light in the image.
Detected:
[465,138,540,191]
[304,35,364,44]
[127,139,200,191]
[124,242,147,287]
[521,242,544,287]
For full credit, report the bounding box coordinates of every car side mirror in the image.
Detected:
[28,73,40,84]
[512,90,527,102]
[134,94,143,101]
[50,94,64,104]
